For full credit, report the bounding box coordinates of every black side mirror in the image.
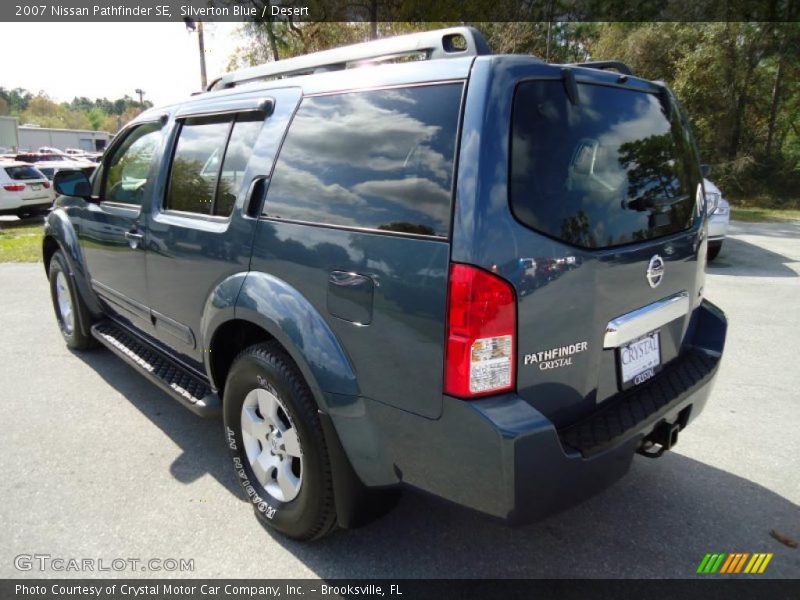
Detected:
[54,169,92,198]
[700,164,711,178]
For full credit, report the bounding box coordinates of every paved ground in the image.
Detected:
[0,221,798,579]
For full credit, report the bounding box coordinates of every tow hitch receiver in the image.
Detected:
[637,421,680,458]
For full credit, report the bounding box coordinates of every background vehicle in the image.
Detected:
[42,27,726,540]
[704,178,730,261]
[0,161,53,216]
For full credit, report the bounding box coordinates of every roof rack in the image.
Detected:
[568,61,634,76]
[210,26,491,91]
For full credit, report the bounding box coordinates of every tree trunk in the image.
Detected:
[266,21,280,61]
[369,0,378,40]
[765,44,785,156]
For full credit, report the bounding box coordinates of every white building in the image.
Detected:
[0,116,111,152]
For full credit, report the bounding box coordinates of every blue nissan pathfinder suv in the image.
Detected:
[43,27,727,539]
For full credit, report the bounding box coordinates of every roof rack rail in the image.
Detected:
[210,26,491,91]
[568,61,634,76]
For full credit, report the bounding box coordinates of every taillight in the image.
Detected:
[43,181,51,188]
[444,263,516,398]
[3,184,25,192]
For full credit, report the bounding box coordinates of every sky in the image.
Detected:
[0,22,244,106]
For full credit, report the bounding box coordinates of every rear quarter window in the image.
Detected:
[263,83,463,237]
[510,81,699,249]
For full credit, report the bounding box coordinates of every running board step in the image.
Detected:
[91,321,221,417]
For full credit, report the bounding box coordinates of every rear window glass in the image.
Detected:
[263,83,462,237]
[510,81,698,248]
[5,165,44,180]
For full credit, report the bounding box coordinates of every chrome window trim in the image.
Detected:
[603,291,690,349]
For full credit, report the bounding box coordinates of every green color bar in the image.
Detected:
[710,553,726,573]
[697,554,712,574]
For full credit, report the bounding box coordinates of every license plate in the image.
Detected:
[619,331,661,388]
[29,184,41,190]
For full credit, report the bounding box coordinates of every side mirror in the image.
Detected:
[54,169,92,198]
[700,164,711,178]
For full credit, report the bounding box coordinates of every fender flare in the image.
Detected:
[43,209,103,331]
[202,270,359,411]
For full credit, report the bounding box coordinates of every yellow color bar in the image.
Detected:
[758,554,773,574]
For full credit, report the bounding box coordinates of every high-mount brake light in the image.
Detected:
[444,263,516,398]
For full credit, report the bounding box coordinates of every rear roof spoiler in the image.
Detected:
[568,61,634,76]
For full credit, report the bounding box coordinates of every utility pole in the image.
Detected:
[197,21,207,90]
[184,18,208,90]
[134,88,145,105]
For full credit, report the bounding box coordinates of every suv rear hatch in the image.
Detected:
[508,70,706,427]
[3,165,51,202]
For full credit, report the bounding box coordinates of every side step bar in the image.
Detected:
[91,321,221,417]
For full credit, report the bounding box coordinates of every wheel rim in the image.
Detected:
[55,271,74,335]
[240,387,303,503]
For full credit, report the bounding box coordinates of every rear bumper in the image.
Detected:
[362,299,726,524]
[0,196,52,214]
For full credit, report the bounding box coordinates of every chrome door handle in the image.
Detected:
[124,230,144,249]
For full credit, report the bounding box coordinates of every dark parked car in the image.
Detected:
[43,27,726,540]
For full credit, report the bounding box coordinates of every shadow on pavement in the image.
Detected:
[707,236,797,278]
[0,214,46,230]
[73,348,242,497]
[262,452,799,579]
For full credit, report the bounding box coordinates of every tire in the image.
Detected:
[223,342,337,540]
[48,251,96,350]
[707,241,723,262]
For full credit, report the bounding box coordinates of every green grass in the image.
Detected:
[0,222,44,262]
[731,207,800,223]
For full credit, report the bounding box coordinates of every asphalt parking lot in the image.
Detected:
[1,220,798,579]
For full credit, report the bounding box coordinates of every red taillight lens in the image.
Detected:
[42,181,51,189]
[3,184,25,192]
[444,263,516,398]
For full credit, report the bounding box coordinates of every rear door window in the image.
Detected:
[165,115,263,217]
[510,81,698,248]
[263,83,463,238]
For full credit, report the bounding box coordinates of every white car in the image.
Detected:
[34,160,97,181]
[704,178,730,261]
[0,161,54,217]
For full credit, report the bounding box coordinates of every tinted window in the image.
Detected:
[510,81,698,249]
[166,118,230,215]
[215,118,262,216]
[263,84,462,237]
[5,165,45,180]
[105,122,163,205]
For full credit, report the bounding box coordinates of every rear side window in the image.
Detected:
[4,165,44,180]
[166,115,262,217]
[263,83,462,237]
[510,81,698,249]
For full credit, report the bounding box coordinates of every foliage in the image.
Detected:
[229,20,799,204]
[0,87,153,134]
